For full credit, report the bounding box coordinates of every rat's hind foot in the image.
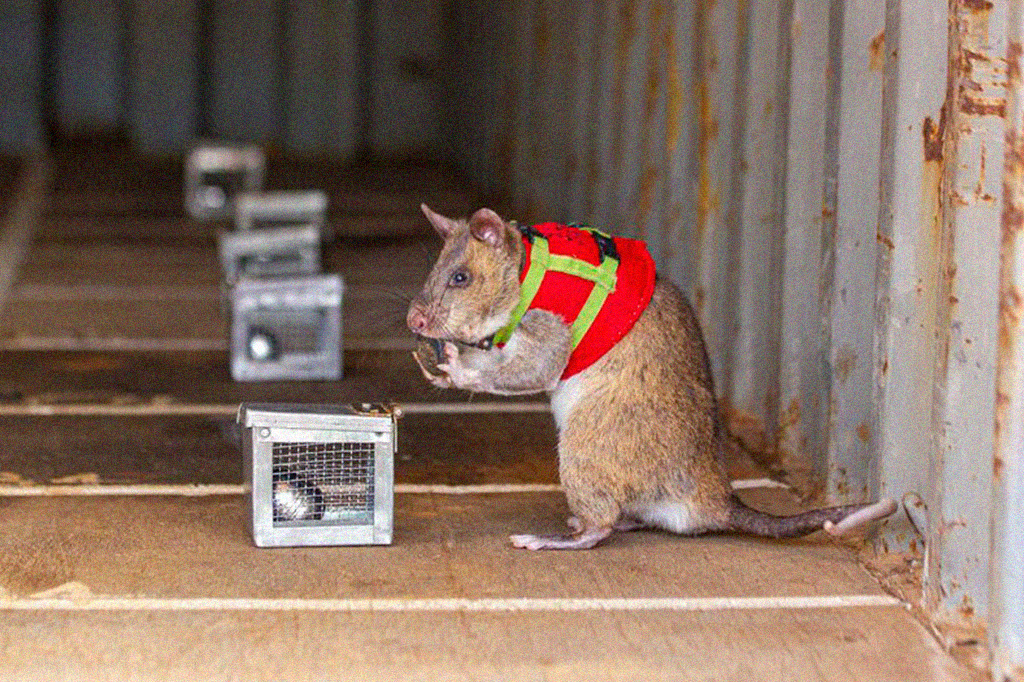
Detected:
[510,526,613,550]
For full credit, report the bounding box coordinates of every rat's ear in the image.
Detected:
[468,207,506,248]
[420,203,459,239]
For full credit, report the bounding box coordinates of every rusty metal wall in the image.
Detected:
[992,2,1024,678]
[446,1,1024,668]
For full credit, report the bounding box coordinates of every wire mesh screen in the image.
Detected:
[271,441,376,527]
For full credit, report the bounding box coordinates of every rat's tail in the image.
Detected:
[727,496,897,538]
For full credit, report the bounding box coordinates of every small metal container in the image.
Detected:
[217,224,321,282]
[234,190,331,241]
[184,143,265,220]
[228,274,344,382]
[239,402,397,547]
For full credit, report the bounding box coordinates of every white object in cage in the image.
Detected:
[229,274,344,382]
[239,402,397,547]
[234,190,331,241]
[184,143,266,220]
[217,224,321,282]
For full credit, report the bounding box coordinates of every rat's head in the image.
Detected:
[407,204,523,346]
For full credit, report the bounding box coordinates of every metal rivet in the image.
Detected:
[259,427,271,439]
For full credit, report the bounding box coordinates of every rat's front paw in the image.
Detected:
[411,351,453,388]
[436,342,485,391]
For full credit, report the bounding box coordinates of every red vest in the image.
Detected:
[496,222,657,380]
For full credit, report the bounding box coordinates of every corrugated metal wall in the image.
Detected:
[0,0,1022,675]
[0,0,439,158]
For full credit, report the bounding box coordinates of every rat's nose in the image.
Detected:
[407,305,429,334]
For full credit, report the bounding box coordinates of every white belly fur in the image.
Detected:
[550,373,586,431]
[634,500,699,534]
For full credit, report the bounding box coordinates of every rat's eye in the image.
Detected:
[448,269,471,288]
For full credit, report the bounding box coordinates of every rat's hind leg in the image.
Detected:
[567,515,646,533]
[510,488,620,550]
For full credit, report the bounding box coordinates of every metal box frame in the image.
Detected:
[228,274,344,382]
[184,144,266,220]
[234,190,331,240]
[217,224,321,282]
[239,402,396,547]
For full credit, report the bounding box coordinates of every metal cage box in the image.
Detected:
[239,402,396,547]
[228,274,344,382]
[217,224,321,282]
[185,144,266,220]
[234,190,330,240]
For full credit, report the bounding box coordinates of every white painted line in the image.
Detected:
[0,337,229,352]
[7,283,411,303]
[0,594,902,613]
[0,479,782,497]
[0,484,246,497]
[0,401,550,417]
[400,483,561,494]
[399,402,550,415]
[0,336,417,352]
[0,403,240,417]
[0,158,50,316]
[9,284,223,302]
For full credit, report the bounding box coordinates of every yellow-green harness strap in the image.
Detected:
[492,225,619,349]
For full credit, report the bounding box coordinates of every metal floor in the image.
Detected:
[0,143,983,681]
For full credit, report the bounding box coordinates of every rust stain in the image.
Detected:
[664,25,683,155]
[959,93,1007,118]
[960,595,975,620]
[923,111,947,162]
[832,470,849,499]
[609,0,637,172]
[696,79,720,238]
[994,452,1004,480]
[954,3,1008,119]
[921,105,947,250]
[961,0,993,12]
[833,345,856,384]
[779,398,800,430]
[634,166,659,229]
[534,11,551,64]
[869,31,886,73]
[999,285,1023,351]
[693,286,706,318]
[1000,125,1024,353]
[857,422,871,444]
[1008,41,1022,84]
[876,231,895,251]
[721,402,775,468]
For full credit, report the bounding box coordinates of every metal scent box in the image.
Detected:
[228,274,344,381]
[239,403,397,547]
[184,144,266,220]
[234,190,331,240]
[217,224,321,282]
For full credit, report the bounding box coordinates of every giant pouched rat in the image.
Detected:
[407,204,897,550]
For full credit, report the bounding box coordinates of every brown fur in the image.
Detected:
[408,206,897,550]
[556,279,733,531]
